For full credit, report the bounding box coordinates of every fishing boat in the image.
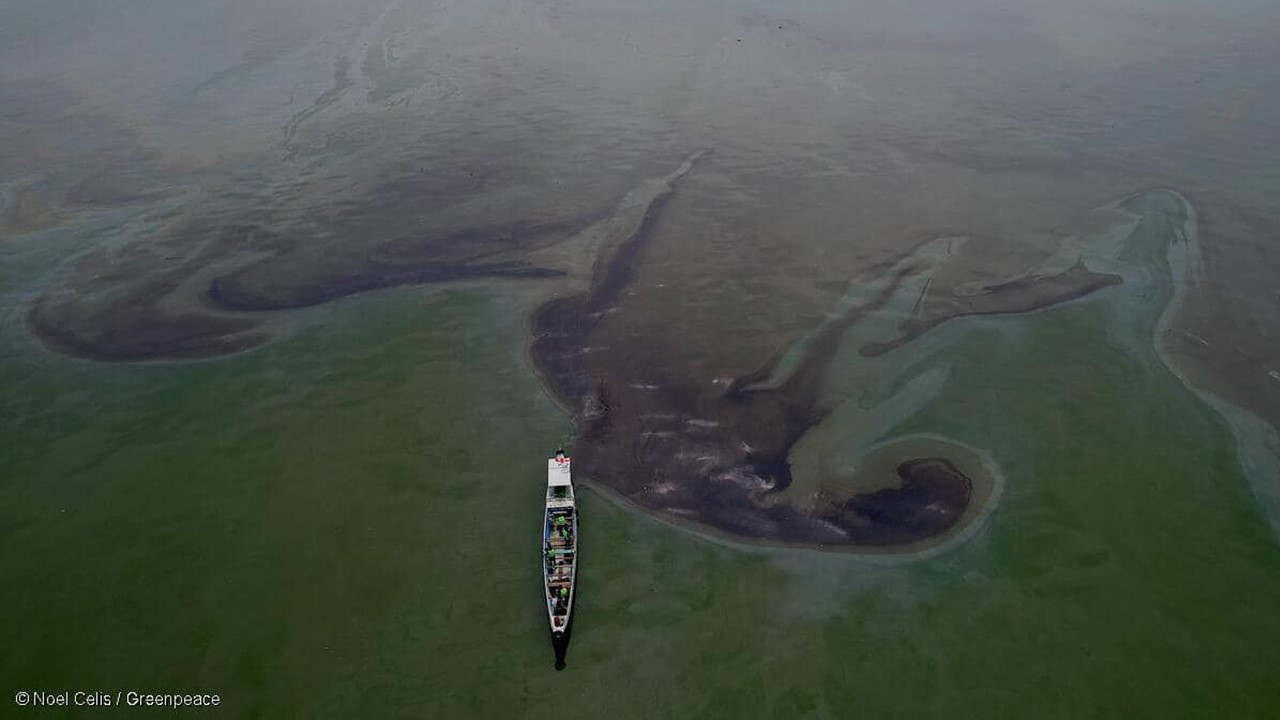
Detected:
[543,449,577,639]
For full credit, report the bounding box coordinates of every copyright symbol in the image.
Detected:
[14,691,29,706]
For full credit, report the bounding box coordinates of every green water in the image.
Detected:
[6,0,1280,715]
[5,236,1280,716]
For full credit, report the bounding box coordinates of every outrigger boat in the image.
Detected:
[543,449,577,639]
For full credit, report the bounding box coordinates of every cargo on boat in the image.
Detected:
[543,449,577,639]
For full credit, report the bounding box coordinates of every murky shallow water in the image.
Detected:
[3,0,1279,715]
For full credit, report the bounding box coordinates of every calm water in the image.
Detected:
[3,0,1280,717]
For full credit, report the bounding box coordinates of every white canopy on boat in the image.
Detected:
[547,457,572,487]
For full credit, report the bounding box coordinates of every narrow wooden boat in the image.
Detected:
[543,449,577,639]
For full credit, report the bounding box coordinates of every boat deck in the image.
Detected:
[544,454,577,635]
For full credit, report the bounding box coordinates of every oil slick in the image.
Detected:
[531,183,1277,553]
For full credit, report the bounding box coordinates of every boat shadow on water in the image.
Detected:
[552,619,573,671]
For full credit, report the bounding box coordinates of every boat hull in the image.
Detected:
[543,452,577,640]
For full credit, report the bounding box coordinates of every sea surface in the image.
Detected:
[3,0,1280,717]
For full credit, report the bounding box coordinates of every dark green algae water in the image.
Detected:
[4,221,1280,718]
[5,1,1280,715]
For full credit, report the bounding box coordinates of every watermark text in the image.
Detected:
[14,690,221,709]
